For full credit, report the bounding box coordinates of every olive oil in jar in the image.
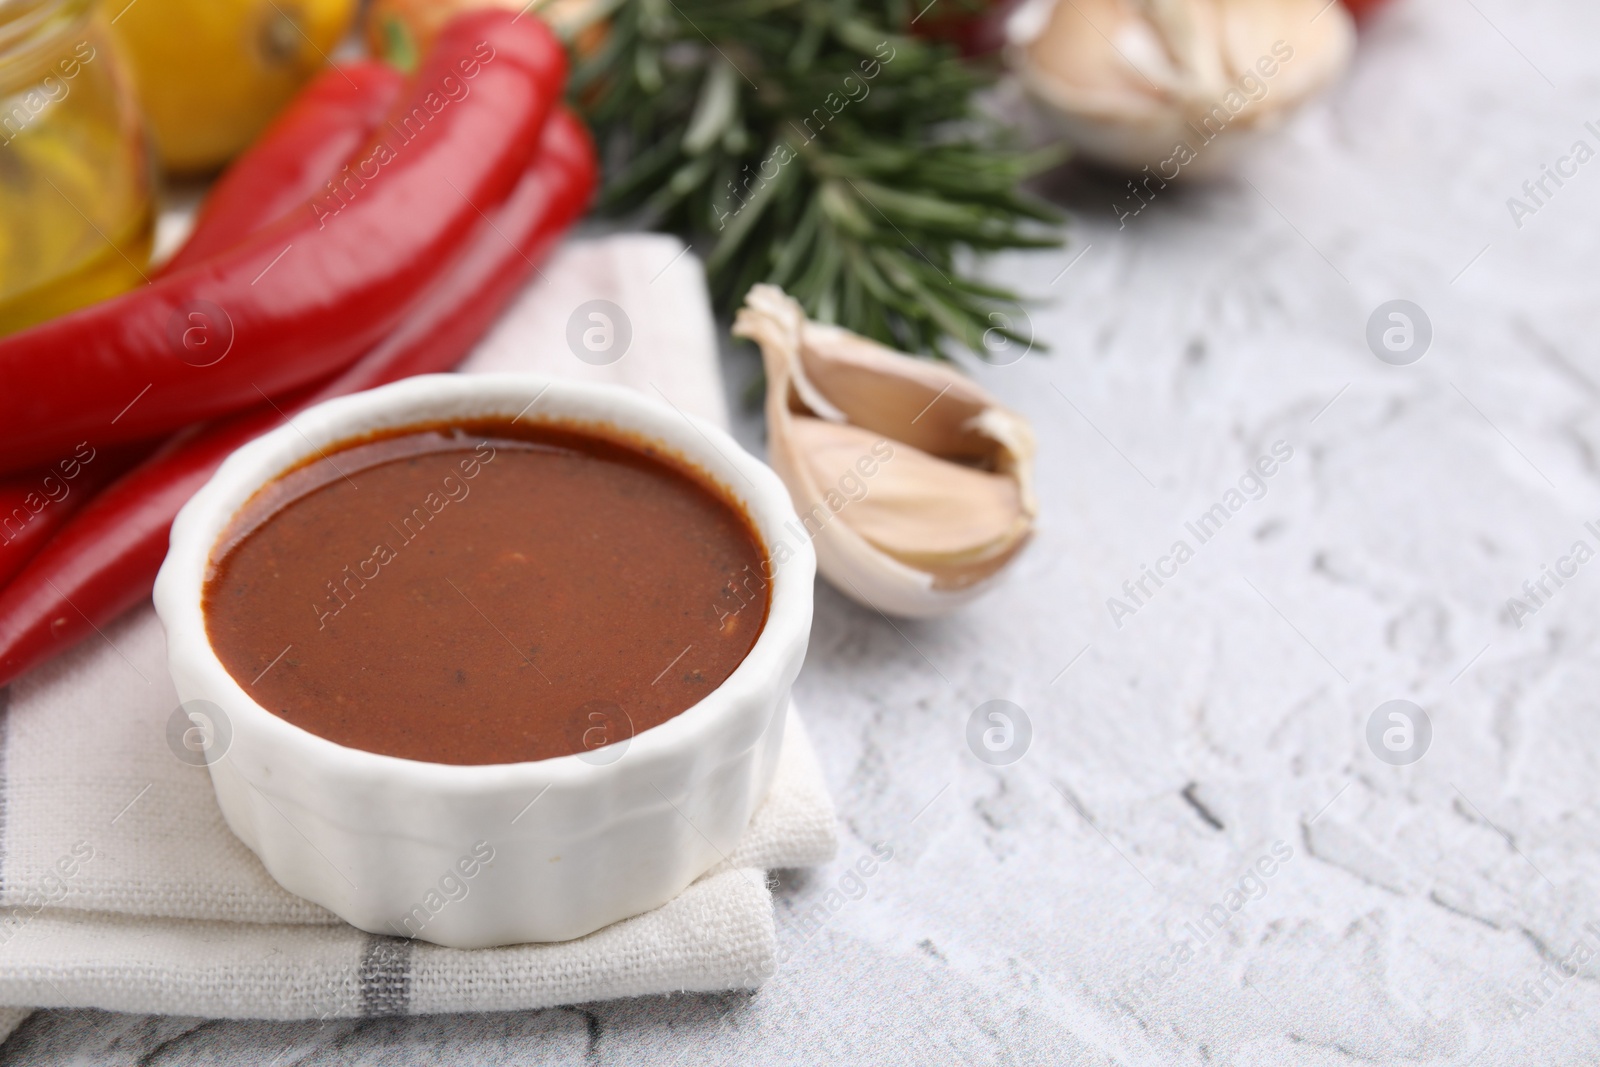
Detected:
[0,0,153,335]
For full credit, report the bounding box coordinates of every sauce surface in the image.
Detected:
[203,420,770,765]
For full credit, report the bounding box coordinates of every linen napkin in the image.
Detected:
[0,234,836,1032]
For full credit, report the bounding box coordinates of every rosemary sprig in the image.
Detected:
[558,0,1063,357]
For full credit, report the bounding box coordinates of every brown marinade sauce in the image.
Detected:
[202,419,771,765]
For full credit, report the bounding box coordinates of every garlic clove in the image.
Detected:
[787,417,1026,563]
[1006,0,1354,174]
[734,284,1037,618]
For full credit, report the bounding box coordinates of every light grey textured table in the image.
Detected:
[7,0,1599,1061]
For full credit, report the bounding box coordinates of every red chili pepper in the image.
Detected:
[912,0,1015,58]
[0,448,144,589]
[0,10,566,477]
[0,109,596,688]
[160,62,405,276]
[1341,0,1391,20]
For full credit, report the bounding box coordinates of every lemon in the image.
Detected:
[109,0,358,174]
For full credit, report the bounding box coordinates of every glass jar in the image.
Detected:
[0,0,153,334]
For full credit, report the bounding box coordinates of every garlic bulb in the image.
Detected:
[733,285,1037,619]
[1006,0,1354,174]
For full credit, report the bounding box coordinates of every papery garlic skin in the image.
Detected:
[734,285,1037,619]
[1007,0,1355,174]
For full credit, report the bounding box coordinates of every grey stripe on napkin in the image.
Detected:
[359,935,413,1018]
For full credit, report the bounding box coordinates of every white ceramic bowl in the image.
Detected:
[153,374,814,948]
